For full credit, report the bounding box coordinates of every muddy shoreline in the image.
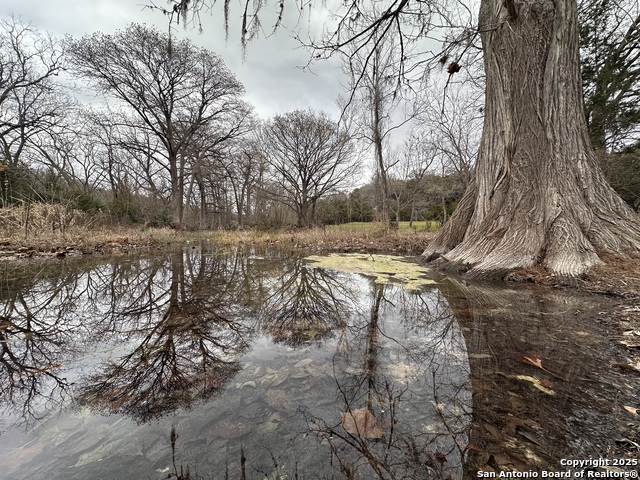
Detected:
[2,230,638,294]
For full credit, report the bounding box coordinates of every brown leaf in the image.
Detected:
[624,406,638,416]
[518,355,544,369]
[517,355,568,381]
[341,407,383,439]
[612,363,640,373]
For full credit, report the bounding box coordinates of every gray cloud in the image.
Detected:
[1,0,345,120]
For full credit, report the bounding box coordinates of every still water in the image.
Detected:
[0,245,636,479]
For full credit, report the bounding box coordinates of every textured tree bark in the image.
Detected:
[422,0,640,282]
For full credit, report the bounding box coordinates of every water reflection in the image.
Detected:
[77,252,254,422]
[439,279,635,476]
[0,263,93,425]
[0,250,635,480]
[305,281,471,479]
[259,256,353,346]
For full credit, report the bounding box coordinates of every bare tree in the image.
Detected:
[0,17,67,203]
[65,23,250,228]
[340,21,420,224]
[397,132,438,226]
[260,109,359,227]
[220,136,265,229]
[83,108,135,203]
[417,78,483,189]
[149,0,640,280]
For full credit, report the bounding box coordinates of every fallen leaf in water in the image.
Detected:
[518,355,544,369]
[481,422,502,439]
[517,355,568,380]
[504,415,539,436]
[499,373,556,395]
[516,427,548,448]
[215,418,254,439]
[270,370,289,386]
[624,406,638,416]
[539,378,554,389]
[341,407,383,439]
[387,362,415,381]
[294,358,313,368]
[266,389,288,408]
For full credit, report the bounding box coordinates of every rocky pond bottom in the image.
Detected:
[0,246,637,479]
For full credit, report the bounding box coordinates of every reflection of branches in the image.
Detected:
[308,362,458,479]
[259,258,354,346]
[0,267,90,425]
[306,281,470,479]
[78,250,255,423]
[0,249,264,427]
[78,311,246,423]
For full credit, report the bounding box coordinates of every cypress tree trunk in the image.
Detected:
[422,0,640,282]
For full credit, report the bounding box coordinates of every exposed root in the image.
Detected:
[422,200,640,285]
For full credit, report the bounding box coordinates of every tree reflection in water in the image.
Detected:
[306,279,472,480]
[258,256,354,346]
[0,249,264,427]
[0,263,94,425]
[0,252,631,479]
[437,279,635,476]
[77,249,256,422]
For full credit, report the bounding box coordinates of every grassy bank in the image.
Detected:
[0,204,437,258]
[207,223,436,254]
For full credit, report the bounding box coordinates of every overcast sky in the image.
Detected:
[0,0,345,120]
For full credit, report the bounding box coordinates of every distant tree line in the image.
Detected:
[0,20,361,229]
[1,3,638,231]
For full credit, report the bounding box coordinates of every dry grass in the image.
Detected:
[0,204,161,255]
[0,204,437,258]
[208,224,436,254]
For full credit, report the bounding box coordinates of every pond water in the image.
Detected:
[0,245,637,479]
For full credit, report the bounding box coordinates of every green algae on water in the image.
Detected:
[304,253,436,290]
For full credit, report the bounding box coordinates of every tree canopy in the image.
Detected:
[260,109,358,227]
[66,23,251,228]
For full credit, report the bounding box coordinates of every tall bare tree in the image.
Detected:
[220,137,265,229]
[66,23,250,228]
[341,30,411,224]
[260,109,358,227]
[150,0,640,281]
[0,17,67,203]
